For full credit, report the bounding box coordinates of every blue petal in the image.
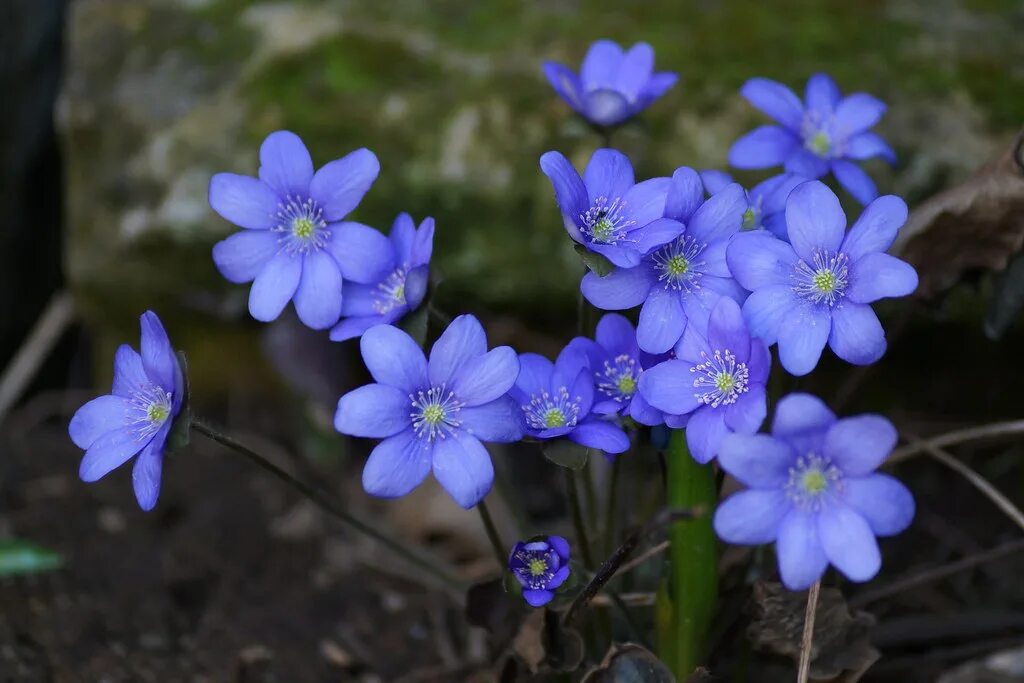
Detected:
[714,489,790,544]
[665,167,704,222]
[686,183,746,244]
[584,149,635,204]
[540,151,588,222]
[308,148,380,221]
[728,126,799,169]
[362,428,432,499]
[543,62,585,112]
[430,315,488,387]
[621,177,671,230]
[771,392,836,440]
[840,194,908,261]
[778,304,831,376]
[335,384,411,438]
[69,395,130,450]
[630,218,684,255]
[411,217,435,266]
[740,77,805,130]
[327,222,395,284]
[79,426,147,482]
[673,320,711,365]
[208,173,279,230]
[581,265,656,310]
[835,93,887,135]
[718,433,795,488]
[594,313,638,358]
[832,160,877,205]
[629,392,664,426]
[548,565,571,589]
[638,359,700,415]
[726,231,798,289]
[804,73,840,113]
[686,407,730,464]
[294,250,344,330]
[523,589,554,607]
[843,474,915,536]
[361,324,428,391]
[329,315,385,342]
[723,385,767,433]
[708,297,750,362]
[818,504,881,582]
[828,302,886,366]
[637,287,685,354]
[131,424,168,511]
[783,149,830,179]
[755,173,809,215]
[824,414,896,476]
[460,396,524,443]
[258,130,313,198]
[846,132,896,163]
[140,311,176,391]
[848,253,918,304]
[581,39,624,90]
[568,420,630,454]
[762,212,789,240]
[785,180,846,262]
[112,345,147,398]
[432,434,494,508]
[637,71,677,107]
[512,353,555,400]
[590,243,641,268]
[389,213,417,263]
[212,230,281,284]
[584,89,632,125]
[748,339,772,383]
[699,169,734,195]
[776,510,829,590]
[339,282,378,316]
[741,285,797,346]
[248,251,302,322]
[451,346,519,407]
[405,264,430,309]
[614,42,655,98]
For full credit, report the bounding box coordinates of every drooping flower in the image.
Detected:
[580,167,748,354]
[699,170,807,239]
[542,40,678,128]
[334,316,522,509]
[329,213,434,342]
[68,311,185,511]
[714,393,914,590]
[509,343,630,455]
[639,297,769,463]
[540,148,678,269]
[729,73,896,204]
[726,180,918,376]
[210,130,392,330]
[509,536,571,607]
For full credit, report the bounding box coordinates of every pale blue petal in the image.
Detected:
[543,62,585,112]
[540,151,588,221]
[460,396,524,443]
[212,230,281,284]
[327,222,395,284]
[584,148,634,203]
[686,407,730,464]
[139,311,175,391]
[723,385,767,433]
[111,345,147,398]
[707,297,750,362]
[726,231,798,289]
[771,393,836,440]
[741,284,798,346]
[308,148,380,221]
[846,132,896,163]
[824,414,896,476]
[329,315,385,342]
[785,180,846,262]
[450,347,519,407]
[843,474,915,536]
[614,42,654,98]
[840,194,908,261]
[728,126,799,169]
[638,359,701,415]
[360,324,428,391]
[335,384,411,438]
[79,426,147,482]
[621,177,671,229]
[432,434,494,509]
[208,173,278,230]
[718,433,795,488]
[777,510,829,590]
[784,149,830,179]
[69,395,130,449]
[258,130,313,198]
[294,250,344,330]
[835,94,887,135]
[568,419,630,454]
[429,315,488,388]
[714,489,790,544]
[581,40,624,90]
[778,304,831,376]
[686,183,746,244]
[818,504,881,582]
[362,429,432,499]
[581,265,656,310]
[131,425,168,511]
[740,77,805,130]
[637,287,685,354]
[805,73,840,113]
[665,166,704,222]
[832,160,877,205]
[847,253,918,304]
[248,251,302,322]
[828,302,886,366]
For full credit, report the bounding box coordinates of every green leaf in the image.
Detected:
[574,244,615,277]
[0,539,63,577]
[542,440,591,470]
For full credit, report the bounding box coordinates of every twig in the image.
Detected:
[617,540,669,576]
[889,420,1024,464]
[797,580,820,683]
[476,498,507,569]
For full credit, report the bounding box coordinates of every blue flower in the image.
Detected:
[728,73,896,204]
[68,311,184,511]
[699,170,807,239]
[210,130,391,330]
[542,40,678,127]
[639,298,769,463]
[726,180,918,376]
[540,148,679,269]
[714,393,914,590]
[509,536,571,607]
[510,343,630,455]
[580,167,748,354]
[568,314,668,427]
[329,213,435,342]
[334,316,522,509]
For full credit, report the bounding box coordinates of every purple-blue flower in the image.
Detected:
[727,180,918,376]
[210,130,391,330]
[729,73,895,204]
[334,316,522,509]
[700,170,807,239]
[329,213,434,342]
[542,40,678,127]
[510,344,630,455]
[580,167,748,354]
[509,536,571,607]
[540,148,677,269]
[639,297,769,463]
[714,393,914,590]
[68,311,184,511]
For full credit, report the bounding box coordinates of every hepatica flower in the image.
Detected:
[68,312,184,511]
[509,536,571,607]
[540,148,677,269]
[510,344,630,455]
[543,39,678,127]
[334,316,522,509]
[210,130,393,330]
[727,180,918,376]
[330,213,434,342]
[639,298,769,463]
[581,167,748,354]
[700,170,807,239]
[714,393,914,590]
[729,73,895,204]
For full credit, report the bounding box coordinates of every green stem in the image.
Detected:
[476,498,507,569]
[657,430,718,677]
[565,469,595,570]
[191,419,465,591]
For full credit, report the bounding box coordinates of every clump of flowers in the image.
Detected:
[508,536,572,607]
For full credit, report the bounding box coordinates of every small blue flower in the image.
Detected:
[69,311,184,511]
[543,40,678,127]
[509,536,572,607]
[729,73,896,204]
[699,170,807,239]
[509,343,630,455]
[726,180,918,376]
[540,148,679,269]
[639,297,770,463]
[334,316,523,509]
[580,167,748,354]
[210,130,391,330]
[329,213,435,342]
[714,393,914,590]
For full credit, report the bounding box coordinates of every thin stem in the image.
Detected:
[582,459,598,531]
[797,580,821,683]
[565,468,595,570]
[191,419,464,591]
[889,420,1024,464]
[476,499,507,569]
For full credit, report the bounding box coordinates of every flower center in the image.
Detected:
[523,387,582,431]
[410,386,464,441]
[808,131,832,157]
[596,354,639,403]
[374,266,409,315]
[785,453,843,511]
[274,195,329,255]
[690,349,749,408]
[651,235,706,292]
[528,558,548,576]
[128,383,173,439]
[512,547,559,589]
[741,206,759,230]
[792,249,849,306]
[580,196,634,245]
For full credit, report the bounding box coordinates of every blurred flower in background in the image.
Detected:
[508,535,571,607]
